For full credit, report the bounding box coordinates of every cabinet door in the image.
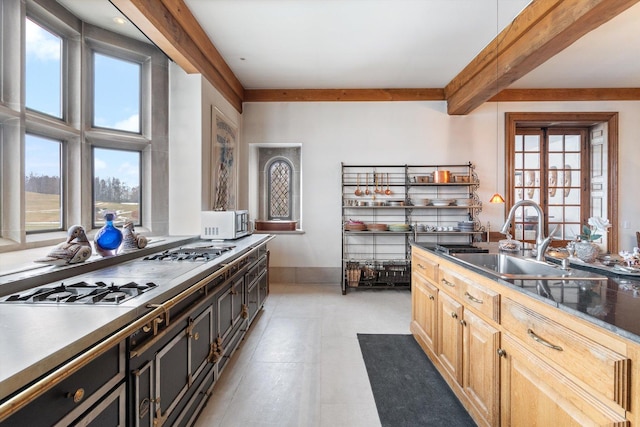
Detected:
[463,309,500,427]
[155,330,190,423]
[189,306,213,384]
[132,360,155,427]
[500,334,627,427]
[411,272,438,352]
[232,275,246,324]
[437,291,463,384]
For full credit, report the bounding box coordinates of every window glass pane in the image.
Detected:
[515,135,523,152]
[548,135,563,152]
[93,53,141,133]
[93,148,141,226]
[565,153,581,169]
[25,18,62,118]
[565,206,581,223]
[565,134,581,151]
[25,134,62,232]
[514,153,523,169]
[523,135,540,151]
[523,153,539,169]
[269,160,291,219]
[548,206,563,222]
[548,153,563,168]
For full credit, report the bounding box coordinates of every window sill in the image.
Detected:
[254,230,305,235]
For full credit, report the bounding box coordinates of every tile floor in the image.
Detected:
[194,282,412,427]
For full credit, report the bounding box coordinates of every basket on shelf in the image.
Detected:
[346,262,362,287]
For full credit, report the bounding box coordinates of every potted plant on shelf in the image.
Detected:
[574,217,611,263]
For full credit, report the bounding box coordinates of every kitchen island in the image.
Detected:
[0,233,273,426]
[411,242,640,427]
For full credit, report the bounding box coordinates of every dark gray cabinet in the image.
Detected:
[1,342,126,426]
[130,301,215,427]
[1,240,271,427]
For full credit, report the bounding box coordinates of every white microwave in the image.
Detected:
[201,210,253,240]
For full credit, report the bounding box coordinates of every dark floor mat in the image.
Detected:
[358,333,476,427]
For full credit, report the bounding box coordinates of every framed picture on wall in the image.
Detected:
[212,107,237,210]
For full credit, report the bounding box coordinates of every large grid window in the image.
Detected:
[268,159,292,220]
[93,52,141,133]
[93,147,141,227]
[25,134,63,232]
[25,17,62,118]
[0,0,168,249]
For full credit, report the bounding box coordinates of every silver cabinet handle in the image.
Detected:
[441,278,455,287]
[528,329,563,351]
[450,312,458,319]
[428,295,435,301]
[464,291,483,304]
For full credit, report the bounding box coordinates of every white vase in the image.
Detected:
[574,242,599,263]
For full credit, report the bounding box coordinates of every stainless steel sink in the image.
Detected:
[451,253,606,280]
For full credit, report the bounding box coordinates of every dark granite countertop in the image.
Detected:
[411,242,640,344]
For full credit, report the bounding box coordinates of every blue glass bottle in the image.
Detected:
[95,212,123,257]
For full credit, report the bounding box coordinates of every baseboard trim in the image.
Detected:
[269,267,340,283]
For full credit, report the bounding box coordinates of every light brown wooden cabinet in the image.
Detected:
[411,272,438,352]
[463,309,500,427]
[412,247,500,427]
[500,333,627,426]
[410,245,638,427]
[437,291,464,383]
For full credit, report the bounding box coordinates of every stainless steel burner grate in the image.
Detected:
[1,280,158,305]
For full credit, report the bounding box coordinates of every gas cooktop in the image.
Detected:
[0,280,157,305]
[142,244,235,262]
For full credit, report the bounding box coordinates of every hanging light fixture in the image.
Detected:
[490,0,505,204]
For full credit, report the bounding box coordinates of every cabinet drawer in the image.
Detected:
[412,251,438,283]
[458,278,500,323]
[3,342,125,427]
[502,297,630,410]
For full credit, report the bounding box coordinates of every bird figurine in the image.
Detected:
[121,221,148,252]
[34,225,93,266]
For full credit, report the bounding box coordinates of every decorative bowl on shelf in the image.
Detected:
[455,198,473,206]
[430,199,454,206]
[366,223,387,231]
[387,224,411,232]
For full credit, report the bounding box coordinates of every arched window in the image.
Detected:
[268,159,292,220]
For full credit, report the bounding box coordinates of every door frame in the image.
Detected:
[505,112,618,252]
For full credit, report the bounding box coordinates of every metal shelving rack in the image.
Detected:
[341,162,483,294]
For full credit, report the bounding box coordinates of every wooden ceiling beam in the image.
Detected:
[110,0,244,113]
[445,0,640,115]
[491,88,640,102]
[244,88,445,103]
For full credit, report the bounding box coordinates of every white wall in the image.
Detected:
[168,64,242,235]
[241,100,640,268]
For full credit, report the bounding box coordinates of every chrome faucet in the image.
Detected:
[500,200,558,261]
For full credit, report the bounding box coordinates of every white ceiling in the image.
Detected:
[59,0,640,91]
